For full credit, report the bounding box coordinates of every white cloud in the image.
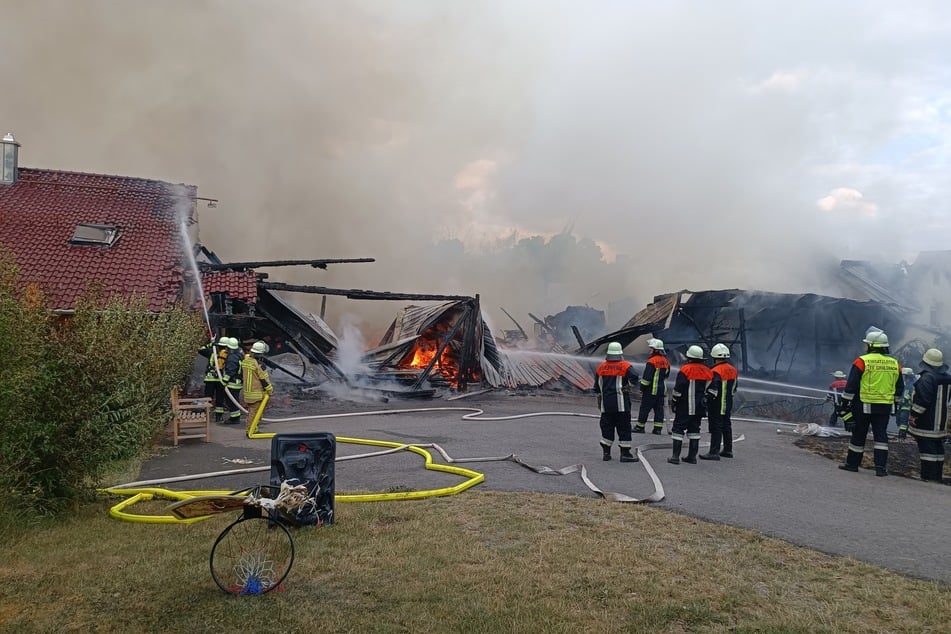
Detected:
[817,188,879,216]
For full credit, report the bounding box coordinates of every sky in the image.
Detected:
[2,1,950,337]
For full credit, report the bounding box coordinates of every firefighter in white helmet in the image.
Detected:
[668,345,713,465]
[907,348,950,482]
[837,329,903,476]
[222,337,245,425]
[593,342,639,462]
[700,343,739,460]
[633,338,670,435]
[241,340,273,430]
[827,370,849,428]
[895,366,916,440]
[197,335,230,422]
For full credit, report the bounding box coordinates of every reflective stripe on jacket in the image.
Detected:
[707,362,739,416]
[594,360,639,413]
[639,354,670,396]
[672,361,714,417]
[909,366,951,438]
[241,356,270,402]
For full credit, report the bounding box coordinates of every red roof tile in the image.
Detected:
[0,167,196,312]
[201,270,259,302]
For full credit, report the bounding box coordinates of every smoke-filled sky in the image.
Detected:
[3,1,950,337]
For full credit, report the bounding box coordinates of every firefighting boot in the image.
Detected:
[632,423,646,434]
[720,429,734,457]
[700,430,722,460]
[933,462,945,484]
[667,439,682,465]
[683,439,699,464]
[602,444,612,461]
[652,423,664,435]
[620,448,638,463]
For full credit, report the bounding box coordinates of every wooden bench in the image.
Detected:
[170,387,212,446]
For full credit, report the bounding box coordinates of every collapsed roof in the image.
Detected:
[578,288,916,384]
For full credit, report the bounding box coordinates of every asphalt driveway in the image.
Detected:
[133,390,951,584]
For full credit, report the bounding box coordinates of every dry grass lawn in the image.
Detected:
[1,491,949,633]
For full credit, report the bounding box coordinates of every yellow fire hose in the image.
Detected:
[102,390,486,523]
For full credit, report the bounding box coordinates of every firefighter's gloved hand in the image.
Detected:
[669,398,677,412]
[222,375,231,384]
[265,385,274,395]
[836,401,851,419]
[909,415,918,428]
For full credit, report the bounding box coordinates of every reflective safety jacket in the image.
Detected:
[706,361,739,417]
[842,352,902,415]
[223,348,245,389]
[909,364,951,439]
[240,355,271,403]
[199,342,227,384]
[639,353,670,397]
[671,360,714,417]
[594,359,639,413]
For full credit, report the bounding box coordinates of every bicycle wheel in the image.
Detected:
[210,515,295,595]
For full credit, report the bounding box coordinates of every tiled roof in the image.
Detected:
[0,167,195,311]
[201,270,258,302]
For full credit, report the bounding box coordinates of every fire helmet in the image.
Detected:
[251,341,269,355]
[865,331,889,348]
[863,327,883,344]
[606,342,623,359]
[648,338,665,351]
[685,345,704,360]
[922,348,944,368]
[901,367,915,376]
[832,370,846,378]
[225,337,239,350]
[711,343,730,359]
[217,335,229,346]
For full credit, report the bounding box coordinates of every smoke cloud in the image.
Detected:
[2,1,950,339]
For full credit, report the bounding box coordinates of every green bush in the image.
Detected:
[0,253,206,516]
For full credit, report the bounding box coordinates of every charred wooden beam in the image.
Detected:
[500,306,528,339]
[528,312,555,335]
[259,282,472,302]
[571,325,586,348]
[201,258,375,272]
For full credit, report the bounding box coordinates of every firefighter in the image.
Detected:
[633,338,670,435]
[198,335,229,422]
[241,340,273,430]
[826,370,848,428]
[895,367,916,440]
[837,330,903,476]
[700,343,739,460]
[222,337,244,425]
[593,342,639,462]
[668,345,714,465]
[908,349,950,483]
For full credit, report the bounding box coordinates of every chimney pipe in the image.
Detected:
[1,133,20,185]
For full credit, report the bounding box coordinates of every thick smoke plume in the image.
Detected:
[3,1,949,339]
